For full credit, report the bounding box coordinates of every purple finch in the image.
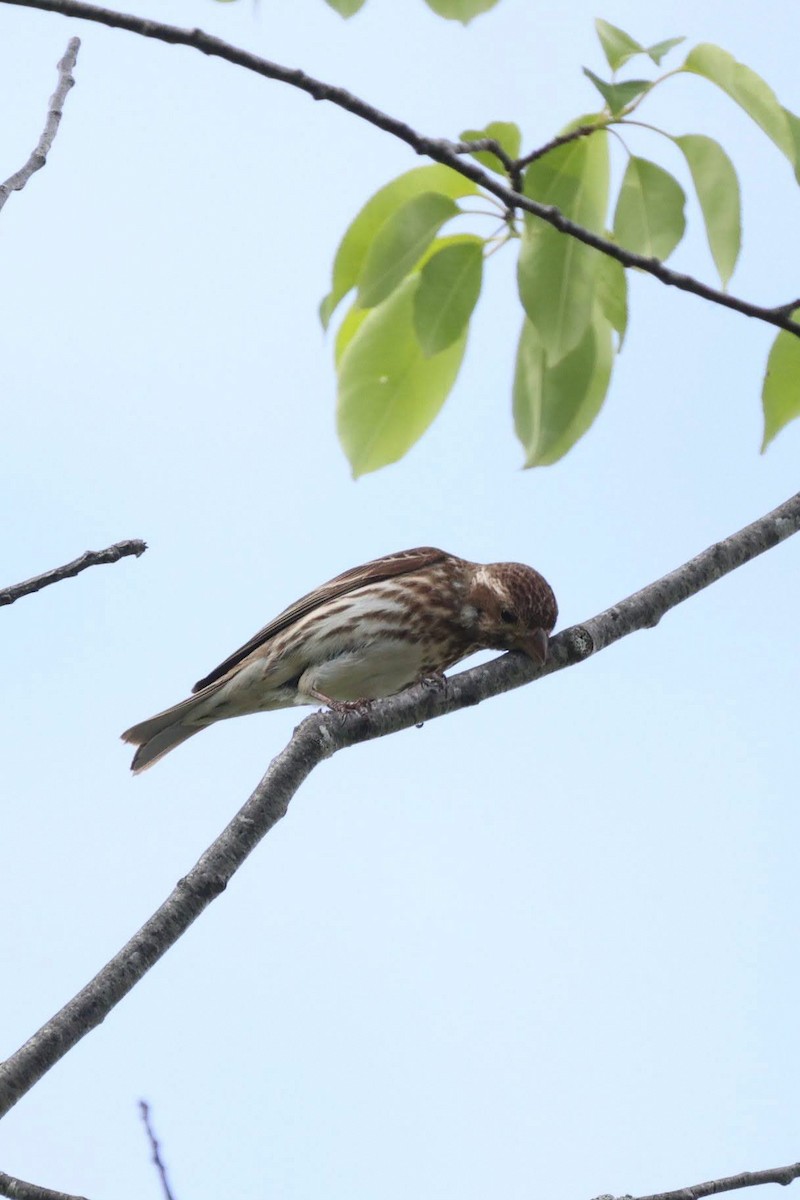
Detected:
[122,546,557,772]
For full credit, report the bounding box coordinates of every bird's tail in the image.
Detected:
[121,682,224,773]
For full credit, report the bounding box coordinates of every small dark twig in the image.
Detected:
[0,37,80,214]
[634,1162,800,1200]
[453,137,521,198]
[410,125,603,202]
[139,1101,177,1200]
[515,121,604,170]
[773,298,800,318]
[453,137,516,171]
[0,1171,88,1200]
[0,539,148,607]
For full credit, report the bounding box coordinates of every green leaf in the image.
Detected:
[517,232,600,365]
[594,18,684,70]
[513,311,614,467]
[613,157,686,260]
[522,116,609,230]
[413,237,483,356]
[337,276,467,477]
[674,134,740,286]
[782,108,800,185]
[357,192,459,308]
[322,0,367,14]
[334,304,369,368]
[583,69,652,116]
[423,0,500,22]
[761,312,800,451]
[519,123,609,362]
[320,165,479,329]
[646,36,685,66]
[594,19,643,71]
[459,121,521,172]
[596,249,628,346]
[481,120,521,161]
[337,234,478,365]
[683,44,797,168]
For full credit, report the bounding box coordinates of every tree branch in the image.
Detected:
[0,1171,88,1200]
[0,539,148,607]
[1,0,799,338]
[0,492,797,1119]
[0,37,80,214]
[514,121,603,170]
[633,1161,800,1200]
[139,1101,177,1200]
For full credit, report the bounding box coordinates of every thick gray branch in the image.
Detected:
[0,37,80,214]
[0,0,799,337]
[0,491,797,1119]
[0,1170,88,1200]
[634,1161,800,1200]
[0,540,147,607]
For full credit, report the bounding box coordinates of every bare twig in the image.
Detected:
[515,121,605,169]
[1,0,799,337]
[0,491,797,1118]
[634,1161,800,1200]
[452,136,522,195]
[453,137,516,172]
[0,539,147,607]
[0,37,80,214]
[139,1101,177,1200]
[0,1171,88,1200]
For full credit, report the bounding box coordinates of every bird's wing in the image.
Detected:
[191,546,449,693]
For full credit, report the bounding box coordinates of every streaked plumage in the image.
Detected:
[122,547,557,773]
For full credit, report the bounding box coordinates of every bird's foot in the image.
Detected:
[311,689,374,716]
[419,669,447,693]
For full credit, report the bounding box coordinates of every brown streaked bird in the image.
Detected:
[122,547,557,773]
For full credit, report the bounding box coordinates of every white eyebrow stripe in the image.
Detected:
[474,565,506,599]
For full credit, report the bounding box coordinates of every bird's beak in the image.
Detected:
[516,627,549,665]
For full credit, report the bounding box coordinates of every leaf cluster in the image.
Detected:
[320,20,800,476]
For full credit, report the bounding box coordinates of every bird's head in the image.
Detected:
[464,561,558,664]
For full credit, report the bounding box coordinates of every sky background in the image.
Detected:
[1,1,798,1198]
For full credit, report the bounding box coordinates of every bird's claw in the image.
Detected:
[323,695,375,717]
[420,670,447,692]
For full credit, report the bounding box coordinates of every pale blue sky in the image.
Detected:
[1,2,798,1198]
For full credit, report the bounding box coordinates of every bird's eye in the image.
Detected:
[500,609,516,624]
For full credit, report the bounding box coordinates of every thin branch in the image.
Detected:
[634,1161,800,1200]
[453,137,516,172]
[451,136,523,194]
[0,37,80,214]
[452,136,524,195]
[0,1171,88,1200]
[0,492,798,1119]
[515,121,604,170]
[139,1101,177,1200]
[0,539,148,607]
[1,1,799,338]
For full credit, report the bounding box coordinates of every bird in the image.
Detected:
[121,546,557,773]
